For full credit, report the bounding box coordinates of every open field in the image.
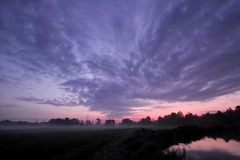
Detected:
[0,125,239,160]
[0,126,137,160]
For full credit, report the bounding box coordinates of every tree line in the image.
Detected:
[1,105,240,127]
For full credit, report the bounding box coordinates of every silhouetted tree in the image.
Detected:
[177,111,184,118]
[85,120,93,126]
[69,118,80,125]
[156,106,240,127]
[157,116,163,125]
[139,116,152,125]
[79,120,84,125]
[105,119,115,126]
[48,118,80,125]
[2,105,240,128]
[235,106,240,112]
[96,118,101,125]
[122,118,135,125]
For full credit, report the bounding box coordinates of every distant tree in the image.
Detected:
[156,106,240,127]
[2,105,240,128]
[79,120,85,125]
[70,118,80,125]
[157,116,163,125]
[177,111,184,118]
[226,107,233,114]
[185,112,193,119]
[139,116,152,125]
[0,120,14,125]
[146,116,151,122]
[48,117,80,125]
[122,118,134,125]
[86,120,93,126]
[236,105,240,112]
[105,119,115,126]
[216,111,223,117]
[96,118,101,125]
[169,112,178,119]
[65,117,70,125]
[184,112,198,125]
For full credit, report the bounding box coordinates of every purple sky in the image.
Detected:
[0,0,240,121]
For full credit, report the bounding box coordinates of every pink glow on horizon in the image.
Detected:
[1,92,239,122]
[128,91,240,121]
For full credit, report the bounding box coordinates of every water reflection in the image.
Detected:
[169,137,240,160]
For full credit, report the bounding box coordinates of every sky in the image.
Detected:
[0,0,240,122]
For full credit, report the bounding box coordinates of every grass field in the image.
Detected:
[0,126,136,160]
[0,125,239,160]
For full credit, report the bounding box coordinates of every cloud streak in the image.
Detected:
[17,97,79,107]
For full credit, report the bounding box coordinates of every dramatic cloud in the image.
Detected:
[0,0,240,117]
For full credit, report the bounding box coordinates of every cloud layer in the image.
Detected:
[1,0,240,116]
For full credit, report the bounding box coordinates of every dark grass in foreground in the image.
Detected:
[92,125,240,160]
[0,125,239,160]
[0,127,135,160]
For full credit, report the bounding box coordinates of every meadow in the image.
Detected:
[0,126,136,160]
[0,125,239,160]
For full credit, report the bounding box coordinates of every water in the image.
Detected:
[169,137,240,160]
